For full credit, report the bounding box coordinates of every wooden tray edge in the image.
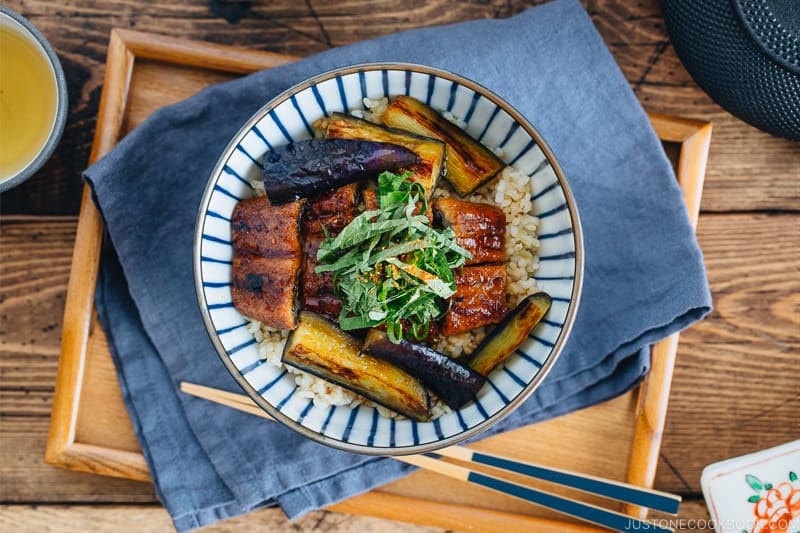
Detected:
[43,27,712,528]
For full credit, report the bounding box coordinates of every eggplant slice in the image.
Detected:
[282,312,431,421]
[362,329,485,409]
[262,139,419,204]
[467,292,552,376]
[381,96,504,196]
[319,113,446,199]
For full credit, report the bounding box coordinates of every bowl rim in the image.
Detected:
[0,6,68,193]
[193,62,584,455]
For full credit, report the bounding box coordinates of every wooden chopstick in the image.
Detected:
[179,382,678,532]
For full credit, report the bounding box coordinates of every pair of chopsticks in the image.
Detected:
[180,382,680,532]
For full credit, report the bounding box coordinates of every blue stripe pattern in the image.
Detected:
[335,76,349,112]
[509,139,536,166]
[201,256,231,265]
[311,84,328,116]
[532,181,559,200]
[199,67,579,450]
[227,338,257,355]
[474,401,489,420]
[206,210,230,222]
[366,409,379,447]
[257,370,287,395]
[487,379,509,403]
[446,82,458,111]
[276,387,296,409]
[296,402,314,425]
[252,126,272,150]
[213,184,240,201]
[433,419,444,440]
[203,281,231,288]
[456,410,468,431]
[425,74,435,104]
[537,227,573,240]
[358,71,368,103]
[537,202,567,218]
[268,110,292,143]
[477,105,501,142]
[498,122,520,148]
[341,407,359,442]
[516,349,543,368]
[290,95,314,137]
[202,233,230,245]
[503,367,526,387]
[233,147,262,170]
[539,251,576,261]
[238,356,262,374]
[224,163,256,187]
[321,405,336,433]
[215,322,246,335]
[462,92,481,124]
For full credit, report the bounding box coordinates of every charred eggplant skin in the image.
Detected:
[282,312,431,421]
[262,139,420,204]
[381,96,504,196]
[319,113,446,199]
[467,292,552,376]
[362,329,485,409]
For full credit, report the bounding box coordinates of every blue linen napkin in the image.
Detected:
[85,0,712,529]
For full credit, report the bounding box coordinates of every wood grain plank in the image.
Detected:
[0,503,444,532]
[1,0,796,213]
[655,213,800,493]
[0,499,717,531]
[0,418,156,503]
[3,211,796,500]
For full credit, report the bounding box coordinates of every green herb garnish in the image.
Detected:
[316,171,471,343]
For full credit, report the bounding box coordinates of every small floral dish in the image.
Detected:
[701,440,800,533]
[193,63,583,455]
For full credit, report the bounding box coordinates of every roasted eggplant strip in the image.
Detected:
[282,312,431,421]
[467,292,552,376]
[262,139,419,204]
[362,329,485,409]
[381,96,504,196]
[441,264,509,336]
[319,113,445,199]
[433,197,506,265]
[231,197,302,329]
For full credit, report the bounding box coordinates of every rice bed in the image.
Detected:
[246,97,540,418]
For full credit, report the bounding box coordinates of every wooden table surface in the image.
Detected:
[1,1,798,531]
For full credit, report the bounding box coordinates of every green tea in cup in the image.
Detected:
[0,7,66,191]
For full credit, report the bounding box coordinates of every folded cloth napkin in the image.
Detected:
[85,0,712,529]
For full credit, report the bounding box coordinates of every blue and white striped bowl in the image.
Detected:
[194,64,583,455]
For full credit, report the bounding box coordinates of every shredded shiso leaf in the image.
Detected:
[316,171,471,342]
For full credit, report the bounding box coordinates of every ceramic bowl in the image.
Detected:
[194,63,582,455]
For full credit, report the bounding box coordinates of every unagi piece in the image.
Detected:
[231,197,302,329]
[301,184,359,320]
[433,197,506,265]
[441,265,509,336]
[302,183,359,236]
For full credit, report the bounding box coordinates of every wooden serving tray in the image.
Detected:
[46,29,712,531]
